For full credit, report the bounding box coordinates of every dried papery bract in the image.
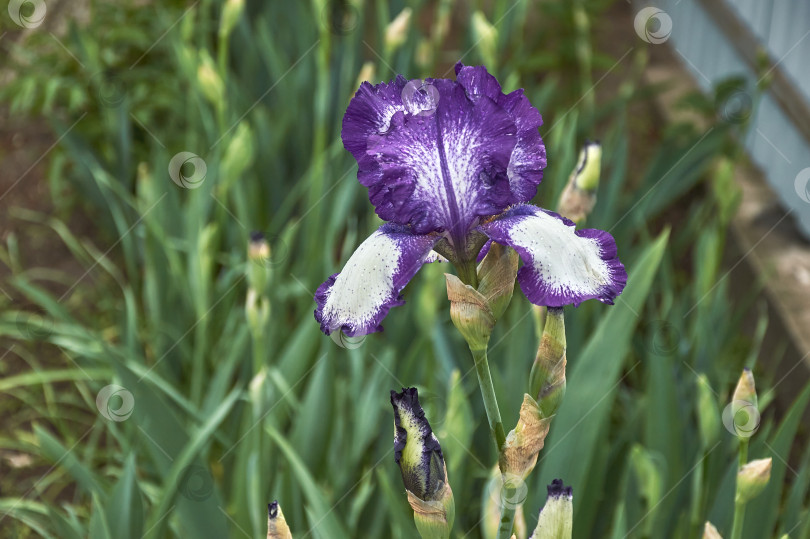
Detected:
[500,394,551,480]
[266,501,292,539]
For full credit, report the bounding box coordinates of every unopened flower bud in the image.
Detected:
[530,479,573,539]
[220,122,255,191]
[736,458,771,504]
[248,231,272,294]
[529,307,566,417]
[391,387,455,538]
[384,8,412,54]
[703,521,722,539]
[732,368,757,409]
[197,50,224,105]
[267,501,292,539]
[219,0,244,40]
[445,274,495,351]
[471,11,498,69]
[557,141,601,224]
[696,374,720,448]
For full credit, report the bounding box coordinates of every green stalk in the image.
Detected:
[730,439,749,539]
[456,260,479,289]
[470,347,516,539]
[470,347,506,450]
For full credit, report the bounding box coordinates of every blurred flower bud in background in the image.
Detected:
[736,458,772,504]
[385,8,413,55]
[557,141,602,224]
[219,0,245,41]
[471,11,498,70]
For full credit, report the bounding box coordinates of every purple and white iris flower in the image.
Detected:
[314,64,627,338]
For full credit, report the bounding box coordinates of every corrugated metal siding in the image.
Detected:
[639,0,810,238]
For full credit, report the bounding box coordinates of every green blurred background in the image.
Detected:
[0,0,808,537]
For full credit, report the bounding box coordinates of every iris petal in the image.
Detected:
[341,65,546,243]
[361,78,516,239]
[478,205,627,307]
[314,224,439,336]
[455,63,547,203]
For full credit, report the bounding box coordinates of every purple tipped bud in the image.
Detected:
[391,387,447,501]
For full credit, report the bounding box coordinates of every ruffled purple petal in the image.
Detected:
[455,63,546,203]
[341,65,547,243]
[361,78,516,239]
[342,75,409,162]
[314,224,439,336]
[478,204,627,307]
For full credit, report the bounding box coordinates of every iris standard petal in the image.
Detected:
[361,78,517,241]
[341,75,409,162]
[455,63,547,203]
[478,204,626,307]
[314,224,440,336]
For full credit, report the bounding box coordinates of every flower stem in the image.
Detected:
[470,347,515,539]
[730,439,749,539]
[456,260,479,289]
[471,347,506,450]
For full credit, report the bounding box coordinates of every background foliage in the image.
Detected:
[0,0,808,537]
